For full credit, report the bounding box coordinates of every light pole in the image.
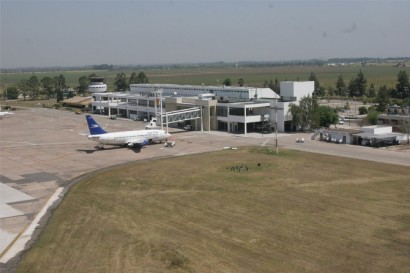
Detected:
[271,98,283,154]
[405,87,410,114]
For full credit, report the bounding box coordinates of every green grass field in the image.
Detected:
[2,65,409,93]
[16,148,410,273]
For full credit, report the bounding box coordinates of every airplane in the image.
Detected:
[0,108,14,119]
[85,114,171,150]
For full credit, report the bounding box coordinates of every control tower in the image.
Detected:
[88,77,107,93]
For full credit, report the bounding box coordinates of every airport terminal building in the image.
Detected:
[90,82,314,134]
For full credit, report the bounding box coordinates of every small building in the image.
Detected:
[313,128,361,144]
[61,96,92,108]
[352,125,406,147]
[317,125,406,147]
[377,113,410,132]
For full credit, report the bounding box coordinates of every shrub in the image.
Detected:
[367,110,379,125]
[359,106,368,115]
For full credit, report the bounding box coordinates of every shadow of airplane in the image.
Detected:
[77,146,143,154]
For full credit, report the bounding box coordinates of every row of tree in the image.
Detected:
[113,72,149,91]
[230,70,409,103]
[302,70,410,101]
[332,70,409,100]
[4,71,151,100]
[6,74,68,101]
[4,70,409,108]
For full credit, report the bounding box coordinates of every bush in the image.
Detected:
[359,106,368,115]
[53,103,61,109]
[367,110,379,125]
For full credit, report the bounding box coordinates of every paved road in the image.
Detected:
[0,107,409,270]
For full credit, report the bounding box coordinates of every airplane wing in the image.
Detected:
[125,137,149,147]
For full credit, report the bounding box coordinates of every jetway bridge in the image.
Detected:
[158,107,202,132]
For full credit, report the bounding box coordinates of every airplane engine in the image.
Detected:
[128,139,149,148]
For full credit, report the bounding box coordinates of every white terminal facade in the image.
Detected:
[90,81,314,134]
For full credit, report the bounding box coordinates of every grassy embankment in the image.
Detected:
[16,147,410,273]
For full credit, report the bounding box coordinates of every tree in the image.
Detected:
[18,79,29,101]
[396,70,409,99]
[289,103,303,130]
[223,78,231,86]
[358,106,368,115]
[347,78,355,98]
[268,78,280,94]
[238,78,244,87]
[327,87,334,97]
[40,77,54,99]
[5,86,19,100]
[137,71,149,84]
[28,75,40,100]
[308,72,325,97]
[375,85,391,112]
[53,74,66,91]
[344,101,350,111]
[316,105,339,127]
[114,73,127,91]
[56,89,64,103]
[77,76,89,94]
[129,71,149,85]
[335,75,347,96]
[129,72,139,85]
[402,118,410,144]
[53,75,66,102]
[355,70,367,97]
[367,110,379,125]
[349,70,367,97]
[272,77,280,94]
[368,83,376,98]
[263,80,268,88]
[289,95,318,131]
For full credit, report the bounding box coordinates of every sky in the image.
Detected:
[0,0,409,68]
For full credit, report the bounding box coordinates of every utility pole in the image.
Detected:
[271,98,283,154]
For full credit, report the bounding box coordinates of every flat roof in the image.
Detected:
[62,96,92,106]
[323,128,362,134]
[353,132,404,139]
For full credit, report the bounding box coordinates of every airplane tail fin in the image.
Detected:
[86,115,108,135]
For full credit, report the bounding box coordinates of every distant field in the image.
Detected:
[1,65,409,92]
[16,147,410,273]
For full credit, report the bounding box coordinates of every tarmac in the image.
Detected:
[0,107,409,271]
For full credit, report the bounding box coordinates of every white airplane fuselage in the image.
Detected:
[88,130,170,147]
[85,114,171,150]
[0,111,14,119]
